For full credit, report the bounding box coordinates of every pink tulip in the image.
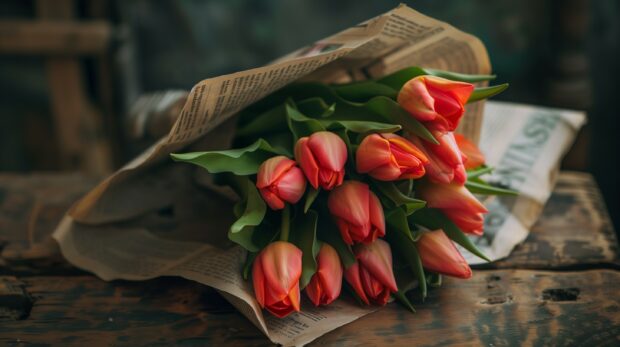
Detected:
[294,131,347,190]
[256,156,307,210]
[356,133,428,181]
[305,243,343,306]
[417,180,488,236]
[417,230,472,279]
[344,239,398,305]
[409,131,467,185]
[252,241,303,318]
[328,181,385,245]
[454,133,485,169]
[397,75,474,132]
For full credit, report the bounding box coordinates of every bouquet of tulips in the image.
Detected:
[172,67,514,318]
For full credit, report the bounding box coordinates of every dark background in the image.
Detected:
[0,0,618,230]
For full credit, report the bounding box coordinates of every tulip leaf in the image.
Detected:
[409,208,491,262]
[242,251,258,280]
[304,187,320,213]
[364,97,438,144]
[376,66,496,90]
[392,290,416,313]
[386,208,415,241]
[465,180,518,196]
[333,81,398,101]
[170,139,283,175]
[385,216,427,300]
[289,209,320,289]
[466,166,494,179]
[467,84,509,103]
[296,97,336,118]
[285,102,326,141]
[324,120,401,134]
[373,181,426,215]
[317,217,356,269]
[228,178,267,252]
[427,273,442,288]
[235,104,288,138]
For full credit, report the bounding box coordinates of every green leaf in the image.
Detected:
[333,81,398,101]
[373,181,426,215]
[289,210,320,289]
[323,120,401,134]
[285,102,326,141]
[467,166,494,179]
[376,66,495,90]
[392,290,416,313]
[297,97,335,118]
[423,68,496,83]
[242,251,258,280]
[171,139,282,175]
[364,97,438,144]
[409,208,490,262]
[465,180,518,196]
[385,219,427,299]
[304,187,320,213]
[427,273,442,288]
[235,104,287,138]
[467,84,509,103]
[228,179,267,252]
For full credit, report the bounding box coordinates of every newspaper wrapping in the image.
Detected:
[52,5,585,346]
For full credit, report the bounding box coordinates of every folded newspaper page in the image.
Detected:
[52,4,585,347]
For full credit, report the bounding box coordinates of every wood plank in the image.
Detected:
[0,20,111,55]
[0,270,618,346]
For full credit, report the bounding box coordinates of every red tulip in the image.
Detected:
[295,131,347,190]
[252,241,302,318]
[397,75,474,132]
[356,133,429,181]
[417,180,488,236]
[344,239,398,305]
[256,156,307,210]
[328,181,385,245]
[417,230,472,279]
[305,243,343,306]
[455,133,485,169]
[409,131,467,185]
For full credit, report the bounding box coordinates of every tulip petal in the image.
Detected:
[368,192,386,240]
[455,133,485,169]
[275,166,306,204]
[417,230,472,279]
[328,181,371,229]
[354,240,397,293]
[259,188,286,210]
[356,134,392,174]
[257,156,296,189]
[295,137,320,189]
[308,132,347,172]
[398,77,438,121]
[417,181,488,214]
[343,262,370,305]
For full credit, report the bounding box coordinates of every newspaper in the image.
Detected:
[51,5,584,347]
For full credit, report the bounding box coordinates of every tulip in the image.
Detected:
[455,133,485,169]
[252,241,303,318]
[328,181,385,245]
[417,180,488,236]
[295,131,347,190]
[344,239,398,305]
[397,75,474,132]
[417,229,472,279]
[356,133,429,181]
[409,131,467,185]
[256,156,307,210]
[305,243,343,306]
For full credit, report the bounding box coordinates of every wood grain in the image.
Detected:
[0,270,618,346]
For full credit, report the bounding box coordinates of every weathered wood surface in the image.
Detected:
[0,171,618,346]
[1,270,618,346]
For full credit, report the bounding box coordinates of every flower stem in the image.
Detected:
[280,204,291,241]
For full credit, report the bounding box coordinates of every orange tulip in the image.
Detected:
[256,156,307,210]
[397,75,474,132]
[356,133,428,181]
[305,243,343,306]
[252,241,302,318]
[328,181,385,245]
[344,239,398,305]
[417,230,472,279]
[295,131,347,190]
[409,131,467,185]
[417,180,488,236]
[454,133,485,169]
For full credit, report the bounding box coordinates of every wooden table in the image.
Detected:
[1,172,619,346]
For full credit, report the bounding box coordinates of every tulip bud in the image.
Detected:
[356,133,428,181]
[294,131,347,190]
[344,239,398,305]
[409,131,467,185]
[397,75,474,132]
[256,156,307,210]
[252,241,303,318]
[305,243,343,306]
[417,180,488,235]
[417,230,472,279]
[454,133,485,169]
[328,181,385,245]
